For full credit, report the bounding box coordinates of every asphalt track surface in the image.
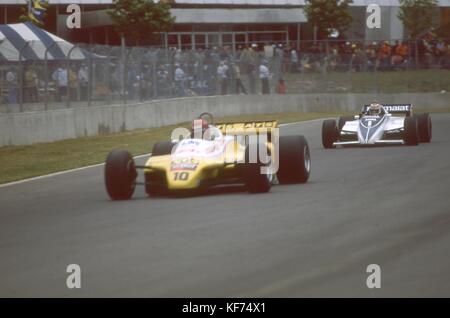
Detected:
[1,114,450,297]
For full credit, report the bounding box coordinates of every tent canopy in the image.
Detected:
[0,22,94,62]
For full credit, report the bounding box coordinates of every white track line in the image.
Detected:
[0,118,331,188]
[0,153,152,188]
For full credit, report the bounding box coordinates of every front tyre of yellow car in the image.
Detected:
[104,150,137,200]
[145,172,168,197]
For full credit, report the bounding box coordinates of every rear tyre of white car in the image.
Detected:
[417,113,432,143]
[277,135,311,184]
[243,143,272,193]
[322,119,338,149]
[105,150,137,200]
[404,116,419,146]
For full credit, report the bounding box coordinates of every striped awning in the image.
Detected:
[0,22,93,62]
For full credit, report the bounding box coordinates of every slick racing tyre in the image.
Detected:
[404,116,419,146]
[243,143,272,193]
[338,116,354,130]
[417,113,432,143]
[145,173,167,197]
[147,141,174,196]
[152,141,175,156]
[276,135,311,184]
[322,119,338,149]
[105,150,137,200]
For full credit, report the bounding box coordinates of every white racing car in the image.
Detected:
[322,103,432,148]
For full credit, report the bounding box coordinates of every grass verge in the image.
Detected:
[284,69,450,94]
[0,109,448,184]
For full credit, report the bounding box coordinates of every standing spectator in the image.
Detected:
[174,49,183,65]
[52,66,68,102]
[24,65,38,103]
[174,64,185,96]
[68,67,78,101]
[235,45,243,60]
[127,67,138,100]
[310,44,323,71]
[217,61,229,95]
[435,39,447,67]
[366,42,378,71]
[378,41,392,70]
[259,60,270,95]
[391,41,409,67]
[328,45,339,72]
[232,62,247,94]
[352,45,365,72]
[276,79,286,94]
[138,67,151,101]
[78,64,89,101]
[6,68,18,104]
[273,44,284,83]
[157,64,170,97]
[241,44,259,94]
[290,48,299,73]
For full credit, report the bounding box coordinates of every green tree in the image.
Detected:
[398,0,438,39]
[303,0,353,40]
[108,0,175,46]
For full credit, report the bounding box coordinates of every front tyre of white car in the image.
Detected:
[322,119,338,149]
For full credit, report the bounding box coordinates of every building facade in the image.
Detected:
[0,0,449,48]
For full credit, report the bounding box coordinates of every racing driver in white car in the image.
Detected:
[366,101,386,116]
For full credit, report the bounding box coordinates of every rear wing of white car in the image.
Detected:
[362,104,413,116]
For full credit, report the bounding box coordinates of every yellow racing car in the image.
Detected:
[104,113,311,199]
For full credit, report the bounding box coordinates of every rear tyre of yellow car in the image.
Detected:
[277,135,311,184]
[152,141,175,156]
[104,150,137,200]
[243,143,272,194]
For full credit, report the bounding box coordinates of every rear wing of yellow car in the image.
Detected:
[216,120,278,135]
[215,120,278,142]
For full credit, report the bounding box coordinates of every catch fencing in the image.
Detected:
[1,38,449,113]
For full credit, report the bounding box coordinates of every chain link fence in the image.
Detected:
[1,38,449,113]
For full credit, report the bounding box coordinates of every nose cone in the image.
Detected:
[167,164,201,190]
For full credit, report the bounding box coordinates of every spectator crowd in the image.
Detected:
[1,35,449,107]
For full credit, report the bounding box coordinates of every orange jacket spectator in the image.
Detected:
[395,43,408,58]
[378,43,391,59]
